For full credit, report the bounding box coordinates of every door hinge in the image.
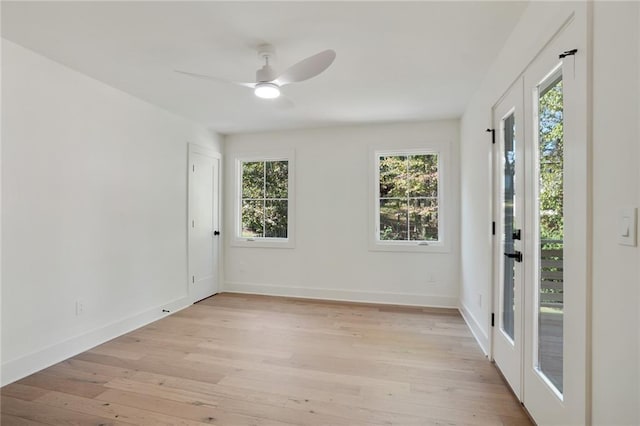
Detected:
[192,276,195,284]
[492,221,496,235]
[192,164,195,172]
[491,313,495,327]
[559,48,578,59]
[486,128,495,144]
[192,220,195,228]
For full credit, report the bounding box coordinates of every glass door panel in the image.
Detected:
[502,113,517,341]
[536,72,564,395]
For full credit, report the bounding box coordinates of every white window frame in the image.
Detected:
[232,150,295,249]
[369,144,450,253]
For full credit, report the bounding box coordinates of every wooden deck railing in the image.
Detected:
[540,239,563,308]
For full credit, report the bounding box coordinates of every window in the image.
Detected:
[234,153,294,248]
[372,149,445,251]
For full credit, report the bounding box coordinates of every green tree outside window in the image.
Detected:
[378,154,439,241]
[241,160,288,238]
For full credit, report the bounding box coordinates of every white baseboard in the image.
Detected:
[1,296,191,387]
[223,281,458,308]
[459,301,490,357]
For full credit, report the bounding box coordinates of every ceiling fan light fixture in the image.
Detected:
[254,82,280,99]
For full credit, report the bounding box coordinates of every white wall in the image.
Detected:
[1,40,222,385]
[224,121,460,307]
[591,2,639,424]
[460,1,639,424]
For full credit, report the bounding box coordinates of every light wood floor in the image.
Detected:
[1,293,531,425]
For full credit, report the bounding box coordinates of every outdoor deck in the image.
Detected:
[539,241,564,392]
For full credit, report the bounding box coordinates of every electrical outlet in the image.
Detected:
[75,300,85,316]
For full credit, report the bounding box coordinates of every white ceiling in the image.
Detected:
[2,1,527,134]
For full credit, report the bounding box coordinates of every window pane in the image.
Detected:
[377,152,441,243]
[242,162,264,199]
[409,198,438,241]
[265,200,288,238]
[241,200,264,237]
[265,161,288,199]
[379,198,408,240]
[537,74,564,394]
[379,156,407,198]
[408,154,438,197]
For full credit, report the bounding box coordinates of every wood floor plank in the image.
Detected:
[16,372,108,399]
[103,377,360,426]
[103,377,229,407]
[34,391,211,426]
[45,358,136,382]
[95,389,295,426]
[187,352,412,394]
[1,293,531,425]
[73,352,227,384]
[1,413,51,425]
[1,395,127,426]
[0,383,50,401]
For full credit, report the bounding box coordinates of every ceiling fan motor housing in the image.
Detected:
[256,43,278,82]
[256,64,277,83]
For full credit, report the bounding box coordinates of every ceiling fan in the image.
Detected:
[176,44,336,100]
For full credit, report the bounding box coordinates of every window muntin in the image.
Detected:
[376,152,440,244]
[240,160,289,239]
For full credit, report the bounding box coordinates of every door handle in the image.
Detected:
[213,230,220,236]
[504,251,523,262]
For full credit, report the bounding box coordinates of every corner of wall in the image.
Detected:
[224,281,459,308]
[459,301,490,356]
[1,296,191,387]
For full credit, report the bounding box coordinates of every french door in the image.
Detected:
[492,79,525,399]
[492,13,588,425]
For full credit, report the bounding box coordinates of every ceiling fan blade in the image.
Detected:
[174,70,255,89]
[235,81,256,89]
[274,49,336,86]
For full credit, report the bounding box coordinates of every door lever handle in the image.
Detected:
[504,251,523,262]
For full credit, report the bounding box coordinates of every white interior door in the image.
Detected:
[492,78,525,399]
[188,144,221,303]
[522,13,588,425]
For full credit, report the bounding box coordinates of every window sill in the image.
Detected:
[368,241,449,253]
[231,238,295,249]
